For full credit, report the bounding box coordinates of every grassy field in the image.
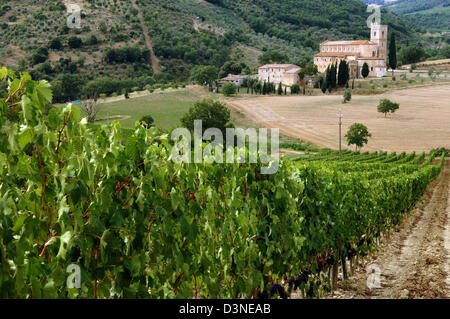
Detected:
[92,85,308,149]
[95,88,208,130]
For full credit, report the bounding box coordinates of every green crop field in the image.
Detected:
[95,89,203,130]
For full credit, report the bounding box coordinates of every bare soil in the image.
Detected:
[131,0,162,73]
[226,84,450,153]
[327,160,450,299]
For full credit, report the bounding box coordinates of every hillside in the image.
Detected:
[0,0,433,102]
[384,0,450,14]
[361,0,450,30]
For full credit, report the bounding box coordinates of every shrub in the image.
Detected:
[68,36,83,49]
[342,88,351,103]
[31,47,48,65]
[85,34,98,46]
[140,115,154,128]
[49,38,62,50]
[222,82,237,97]
[291,84,300,94]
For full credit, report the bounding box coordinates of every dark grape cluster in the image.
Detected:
[257,284,288,299]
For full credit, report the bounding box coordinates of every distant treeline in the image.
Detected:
[103,46,151,64]
[51,73,176,103]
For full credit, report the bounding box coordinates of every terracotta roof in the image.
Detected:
[258,64,299,69]
[321,40,376,45]
[357,57,385,60]
[220,74,247,81]
[314,52,358,57]
[285,67,302,74]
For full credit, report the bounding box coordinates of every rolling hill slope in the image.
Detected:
[0,0,431,101]
[361,0,450,30]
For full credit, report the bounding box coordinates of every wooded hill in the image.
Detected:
[361,0,450,31]
[0,0,444,101]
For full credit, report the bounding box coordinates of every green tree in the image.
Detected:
[68,36,83,49]
[338,60,349,87]
[49,37,63,50]
[303,63,318,76]
[342,88,351,103]
[190,65,219,88]
[294,56,313,67]
[181,99,233,134]
[262,81,268,95]
[219,61,244,78]
[291,84,300,94]
[377,98,400,117]
[258,50,289,65]
[345,123,372,150]
[325,66,332,92]
[31,47,49,65]
[361,62,370,79]
[222,82,237,96]
[388,32,397,76]
[57,73,84,101]
[277,82,283,95]
[331,62,337,88]
[399,46,425,65]
[140,115,154,128]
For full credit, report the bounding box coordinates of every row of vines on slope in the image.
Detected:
[0,69,444,298]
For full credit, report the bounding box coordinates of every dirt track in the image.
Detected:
[329,160,450,299]
[226,85,450,153]
[131,0,162,73]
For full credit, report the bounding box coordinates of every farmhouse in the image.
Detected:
[314,24,388,78]
[218,74,248,87]
[257,64,302,87]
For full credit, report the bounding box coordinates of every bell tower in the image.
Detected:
[370,24,388,61]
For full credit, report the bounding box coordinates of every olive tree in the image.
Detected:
[345,123,371,150]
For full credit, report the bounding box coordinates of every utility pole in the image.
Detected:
[338,108,343,161]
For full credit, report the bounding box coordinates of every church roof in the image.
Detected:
[314,52,358,57]
[357,57,385,60]
[321,40,376,45]
[258,64,299,70]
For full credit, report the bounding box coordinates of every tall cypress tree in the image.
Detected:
[388,32,397,77]
[325,65,332,93]
[362,62,370,78]
[331,62,337,89]
[277,82,283,95]
[338,60,349,87]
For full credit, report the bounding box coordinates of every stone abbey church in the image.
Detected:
[314,24,388,78]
